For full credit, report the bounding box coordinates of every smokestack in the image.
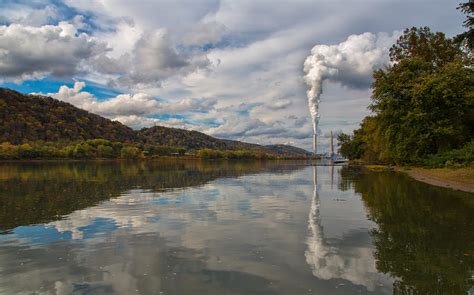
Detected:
[330,130,334,156]
[313,133,317,155]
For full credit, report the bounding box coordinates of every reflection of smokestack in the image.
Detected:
[313,133,317,154]
[330,164,334,190]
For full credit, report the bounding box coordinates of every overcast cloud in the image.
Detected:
[0,0,465,150]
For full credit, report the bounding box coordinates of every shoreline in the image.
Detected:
[0,157,316,163]
[395,166,474,193]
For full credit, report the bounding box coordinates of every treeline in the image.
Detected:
[338,21,473,167]
[0,139,316,160]
[0,140,310,160]
[195,148,314,160]
[196,148,276,160]
[0,139,186,160]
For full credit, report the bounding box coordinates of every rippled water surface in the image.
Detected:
[0,160,472,294]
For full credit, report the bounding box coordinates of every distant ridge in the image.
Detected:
[0,88,311,155]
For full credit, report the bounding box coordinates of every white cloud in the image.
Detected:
[0,22,107,82]
[91,27,211,89]
[43,82,217,129]
[181,21,227,46]
[0,3,59,26]
[111,115,186,130]
[118,30,210,88]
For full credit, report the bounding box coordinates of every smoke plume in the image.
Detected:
[303,32,397,139]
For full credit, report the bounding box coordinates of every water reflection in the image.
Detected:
[0,161,472,294]
[305,166,392,293]
[341,166,474,294]
[0,160,304,232]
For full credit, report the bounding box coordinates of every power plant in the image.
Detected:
[313,130,342,162]
[313,130,333,156]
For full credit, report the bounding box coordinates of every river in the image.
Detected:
[0,160,472,294]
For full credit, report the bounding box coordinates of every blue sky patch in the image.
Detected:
[0,78,123,100]
[77,217,118,239]
[12,225,72,244]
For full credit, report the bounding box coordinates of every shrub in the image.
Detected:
[423,140,474,168]
[97,145,115,158]
[120,146,144,159]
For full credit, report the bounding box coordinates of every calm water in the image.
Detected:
[0,160,472,294]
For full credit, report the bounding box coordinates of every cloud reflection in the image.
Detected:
[305,166,392,292]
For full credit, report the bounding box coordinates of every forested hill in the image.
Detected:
[138,126,312,155]
[0,88,311,155]
[0,88,136,144]
[264,144,313,156]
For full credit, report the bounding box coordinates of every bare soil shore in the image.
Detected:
[397,166,474,193]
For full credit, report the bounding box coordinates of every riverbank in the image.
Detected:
[396,166,474,193]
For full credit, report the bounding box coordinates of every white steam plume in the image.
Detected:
[303,32,398,148]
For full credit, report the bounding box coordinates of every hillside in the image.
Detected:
[138,126,278,153]
[264,144,313,156]
[0,88,310,155]
[0,88,136,144]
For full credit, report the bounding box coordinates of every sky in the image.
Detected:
[0,0,465,151]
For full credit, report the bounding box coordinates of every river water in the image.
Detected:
[0,160,472,294]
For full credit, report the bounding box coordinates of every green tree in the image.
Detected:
[454,1,474,51]
[120,146,144,159]
[73,142,96,158]
[0,142,19,159]
[389,27,460,66]
[369,27,473,164]
[18,143,34,158]
[338,133,360,160]
[97,145,114,158]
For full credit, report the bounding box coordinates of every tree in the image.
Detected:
[389,27,460,66]
[337,133,364,160]
[454,1,474,51]
[368,27,473,164]
[120,146,144,159]
[73,142,96,158]
[97,145,114,158]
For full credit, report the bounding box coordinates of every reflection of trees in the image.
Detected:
[340,166,474,294]
[0,160,304,233]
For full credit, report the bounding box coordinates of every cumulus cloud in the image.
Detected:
[94,29,211,88]
[207,116,273,139]
[204,112,311,143]
[0,22,107,82]
[265,99,292,110]
[0,3,60,26]
[43,82,216,129]
[181,21,227,46]
[112,115,186,130]
[17,5,59,26]
[0,15,211,87]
